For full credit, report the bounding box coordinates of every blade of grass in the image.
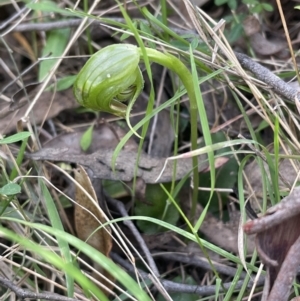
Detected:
[40,181,74,297]
[273,116,280,201]
[160,183,223,287]
[9,136,28,181]
[13,216,260,272]
[0,219,153,301]
[0,225,108,301]
[0,132,31,144]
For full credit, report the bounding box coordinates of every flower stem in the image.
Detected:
[138,48,199,219]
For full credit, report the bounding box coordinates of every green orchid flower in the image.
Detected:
[73,44,144,117]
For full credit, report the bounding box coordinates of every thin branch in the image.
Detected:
[105,194,160,276]
[154,252,248,279]
[0,6,28,30]
[9,17,187,36]
[111,252,265,296]
[0,276,80,301]
[9,19,85,32]
[234,51,300,102]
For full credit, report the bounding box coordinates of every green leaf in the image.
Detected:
[251,4,263,13]
[228,0,238,10]
[38,28,71,81]
[135,184,179,234]
[80,125,94,152]
[261,3,274,11]
[0,183,21,195]
[139,22,156,49]
[215,0,229,5]
[227,23,243,44]
[120,21,138,41]
[26,1,73,15]
[47,75,77,92]
[190,38,199,51]
[0,132,31,144]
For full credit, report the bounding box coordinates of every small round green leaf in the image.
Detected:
[0,183,21,196]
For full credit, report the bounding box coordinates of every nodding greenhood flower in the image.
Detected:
[73,44,144,117]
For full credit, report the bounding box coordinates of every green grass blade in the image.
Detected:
[9,137,28,181]
[189,46,215,230]
[0,132,31,144]
[0,218,153,301]
[0,225,108,300]
[40,181,74,297]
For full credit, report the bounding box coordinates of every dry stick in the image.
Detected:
[105,194,160,277]
[111,252,265,296]
[10,18,300,104]
[0,6,28,30]
[234,52,300,102]
[8,19,84,32]
[154,252,250,279]
[10,17,180,34]
[0,276,80,301]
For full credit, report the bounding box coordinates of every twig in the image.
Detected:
[111,252,264,296]
[234,51,300,102]
[105,194,160,276]
[0,276,80,301]
[154,252,248,279]
[9,17,188,37]
[9,19,85,32]
[0,6,28,30]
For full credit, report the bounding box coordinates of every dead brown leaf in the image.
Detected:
[27,148,209,183]
[0,88,78,135]
[243,16,287,57]
[74,165,114,293]
[42,123,138,155]
[244,146,300,210]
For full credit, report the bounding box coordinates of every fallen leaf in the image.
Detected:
[0,88,78,135]
[42,123,138,155]
[243,16,287,57]
[244,146,300,209]
[27,148,209,183]
[74,165,114,293]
